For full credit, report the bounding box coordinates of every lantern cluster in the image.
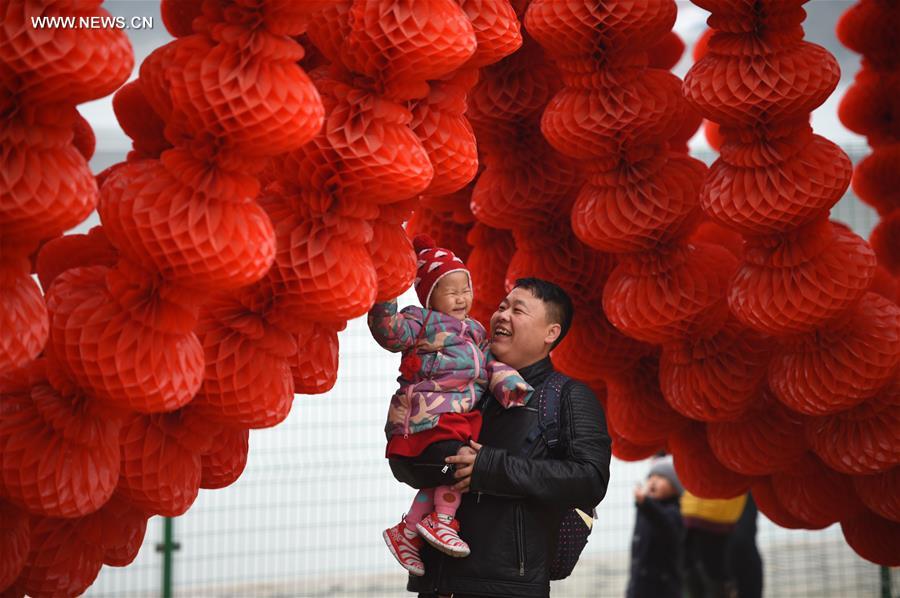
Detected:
[683,0,898,566]
[3,1,899,592]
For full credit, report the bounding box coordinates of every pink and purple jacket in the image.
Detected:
[368,299,533,439]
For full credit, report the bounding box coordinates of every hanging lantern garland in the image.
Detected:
[524,1,767,489]
[3,0,900,589]
[0,0,131,377]
[838,0,900,286]
[684,0,899,565]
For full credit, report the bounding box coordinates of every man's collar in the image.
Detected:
[518,356,554,386]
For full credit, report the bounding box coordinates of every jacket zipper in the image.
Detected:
[467,340,480,405]
[403,385,413,438]
[515,503,525,576]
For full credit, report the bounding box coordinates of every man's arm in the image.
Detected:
[467,381,611,512]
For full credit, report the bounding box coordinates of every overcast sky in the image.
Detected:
[80,0,866,157]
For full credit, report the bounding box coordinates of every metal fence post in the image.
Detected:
[156,517,180,598]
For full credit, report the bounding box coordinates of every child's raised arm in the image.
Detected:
[367,299,424,352]
[484,351,533,408]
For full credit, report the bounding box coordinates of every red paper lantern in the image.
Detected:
[201,427,250,491]
[35,227,118,292]
[841,510,900,567]
[571,152,706,253]
[805,380,900,475]
[771,454,866,528]
[10,515,105,598]
[605,356,688,446]
[290,321,341,395]
[0,3,132,105]
[192,292,295,429]
[139,33,323,156]
[707,390,807,476]
[670,422,754,499]
[0,362,120,518]
[850,147,900,217]
[854,467,900,524]
[552,305,652,381]
[111,81,170,159]
[470,129,581,231]
[313,0,476,102]
[85,493,149,568]
[99,157,277,291]
[769,292,900,415]
[406,205,474,265]
[728,218,877,336]
[456,0,522,68]
[0,257,47,375]
[368,220,417,303]
[410,69,479,197]
[507,223,615,306]
[44,264,204,414]
[751,477,820,530]
[836,0,900,68]
[117,407,214,517]
[701,129,852,236]
[660,321,770,422]
[0,501,29,592]
[684,7,838,128]
[603,243,736,343]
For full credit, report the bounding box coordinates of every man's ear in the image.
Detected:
[544,323,561,347]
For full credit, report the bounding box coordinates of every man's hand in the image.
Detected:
[445,440,482,493]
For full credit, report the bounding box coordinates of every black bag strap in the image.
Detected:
[522,371,571,456]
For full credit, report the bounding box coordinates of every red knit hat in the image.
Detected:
[413,234,471,308]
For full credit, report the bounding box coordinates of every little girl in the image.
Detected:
[368,235,532,576]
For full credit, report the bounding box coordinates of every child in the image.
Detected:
[626,455,685,598]
[368,235,532,576]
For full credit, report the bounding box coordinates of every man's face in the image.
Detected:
[489,286,560,370]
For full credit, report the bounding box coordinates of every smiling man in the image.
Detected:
[390,277,612,598]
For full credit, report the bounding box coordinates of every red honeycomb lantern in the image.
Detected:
[0,362,121,518]
[854,468,900,524]
[841,510,900,567]
[660,321,770,422]
[771,454,867,528]
[0,501,29,592]
[804,380,900,475]
[769,293,900,416]
[201,427,250,490]
[707,390,807,476]
[670,422,754,499]
[605,356,688,447]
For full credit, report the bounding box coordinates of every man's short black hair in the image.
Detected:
[513,278,574,351]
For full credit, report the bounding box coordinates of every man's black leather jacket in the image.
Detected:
[389,356,612,597]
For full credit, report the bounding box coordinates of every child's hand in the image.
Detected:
[633,483,647,505]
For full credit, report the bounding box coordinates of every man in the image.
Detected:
[389,277,612,597]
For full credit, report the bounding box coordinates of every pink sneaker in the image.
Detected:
[383,521,425,576]
[416,512,470,557]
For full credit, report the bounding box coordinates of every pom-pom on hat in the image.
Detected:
[413,234,471,309]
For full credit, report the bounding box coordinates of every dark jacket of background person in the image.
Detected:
[625,495,684,598]
[389,356,612,598]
